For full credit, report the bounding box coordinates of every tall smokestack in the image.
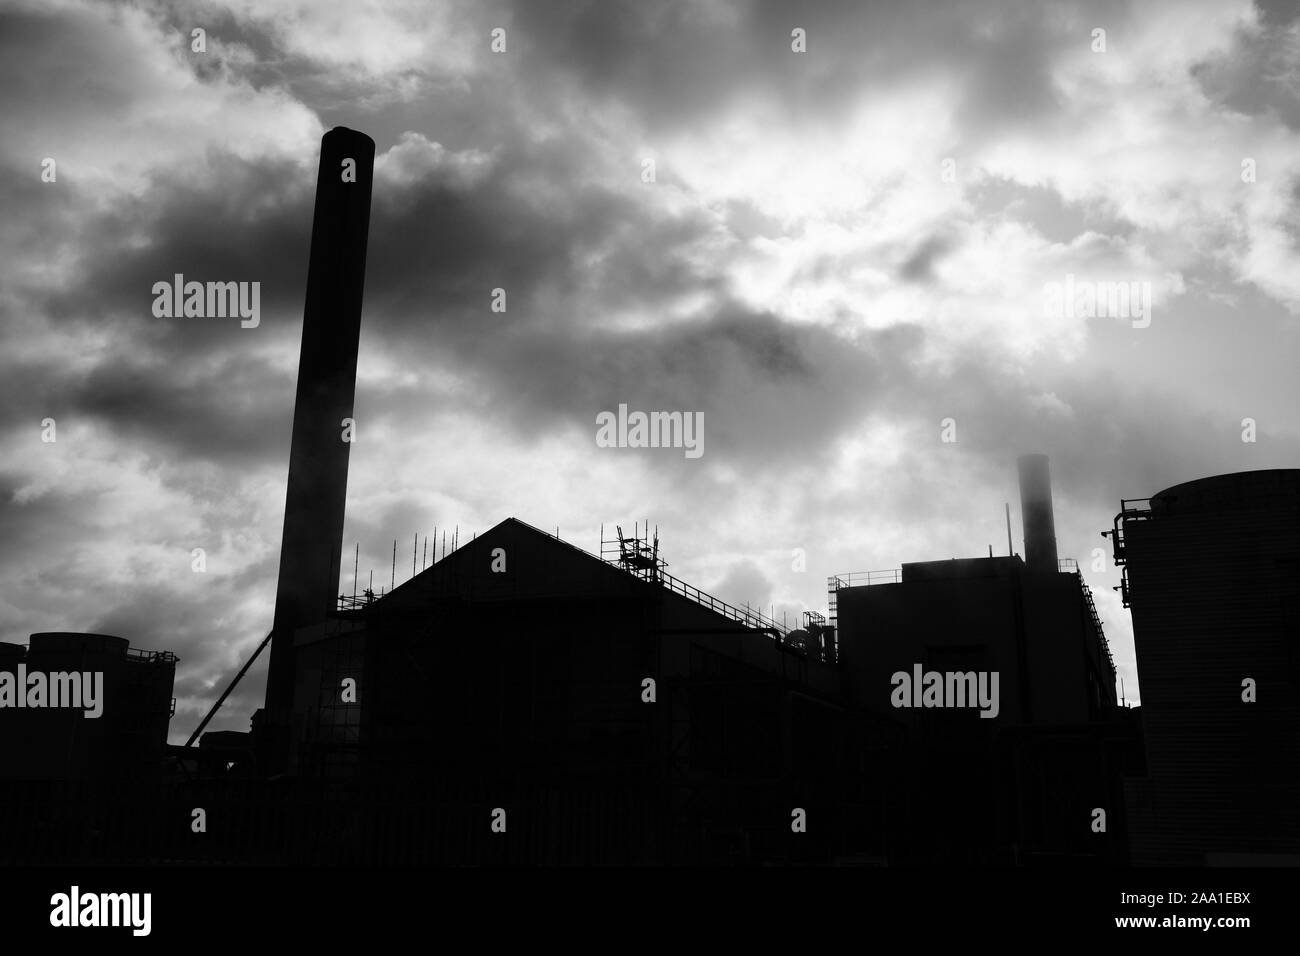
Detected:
[265,127,375,770]
[1017,453,1059,573]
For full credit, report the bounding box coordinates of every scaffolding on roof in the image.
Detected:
[600,522,789,638]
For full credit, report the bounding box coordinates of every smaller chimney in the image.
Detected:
[1017,454,1059,572]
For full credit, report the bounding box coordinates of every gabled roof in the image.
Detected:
[350,517,788,637]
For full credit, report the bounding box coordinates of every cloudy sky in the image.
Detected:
[2,0,1297,738]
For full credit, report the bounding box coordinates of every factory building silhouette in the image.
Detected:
[2,128,1295,866]
[831,455,1136,863]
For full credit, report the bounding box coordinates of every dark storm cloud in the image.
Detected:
[3,0,1290,495]
[506,0,1129,139]
[1192,4,1300,130]
[2,0,1223,496]
[1254,0,1300,27]
[137,0,454,121]
[0,478,69,558]
[92,553,276,662]
[3,100,732,475]
[31,153,313,328]
[350,114,1296,501]
[507,0,759,130]
[481,304,831,420]
[365,142,654,330]
[58,353,294,467]
[361,132,744,372]
[0,153,314,471]
[0,161,82,267]
[139,0,296,89]
[364,299,928,481]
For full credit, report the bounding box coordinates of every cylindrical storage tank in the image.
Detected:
[1017,454,1060,573]
[20,632,130,779]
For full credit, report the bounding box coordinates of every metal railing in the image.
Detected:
[1110,497,1153,564]
[827,571,901,626]
[828,569,903,590]
[126,648,178,664]
[636,565,788,637]
[1069,569,1117,677]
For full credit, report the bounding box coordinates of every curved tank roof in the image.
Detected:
[1152,469,1300,514]
[28,632,129,656]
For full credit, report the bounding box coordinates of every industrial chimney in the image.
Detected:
[1017,453,1059,573]
[265,127,375,771]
